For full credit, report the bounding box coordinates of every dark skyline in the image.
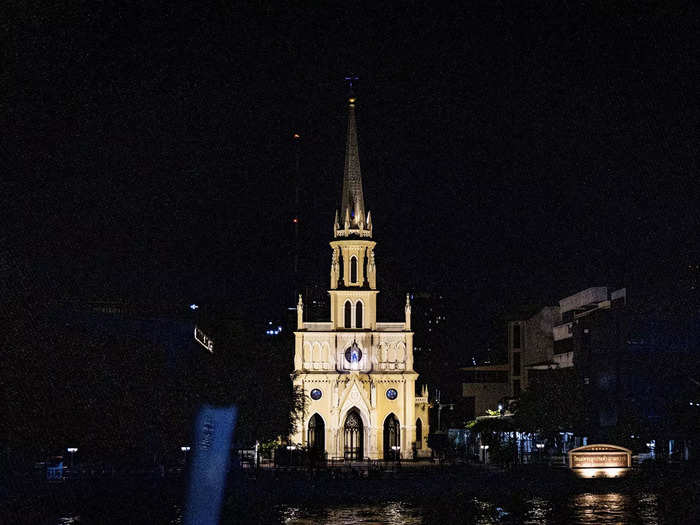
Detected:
[5,4,697,341]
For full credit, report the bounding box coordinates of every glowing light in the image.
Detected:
[67,447,78,453]
[181,446,191,452]
[349,97,356,103]
[190,304,198,310]
[293,133,300,139]
[293,218,298,223]
[574,467,629,479]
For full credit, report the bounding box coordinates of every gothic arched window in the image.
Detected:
[415,418,423,449]
[350,256,358,284]
[344,300,352,328]
[355,301,363,328]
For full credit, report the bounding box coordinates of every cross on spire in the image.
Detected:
[344,75,359,89]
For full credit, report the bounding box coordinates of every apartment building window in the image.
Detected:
[513,324,521,349]
[512,352,521,377]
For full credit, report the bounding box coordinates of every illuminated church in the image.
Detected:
[290,94,430,460]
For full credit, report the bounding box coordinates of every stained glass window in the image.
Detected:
[345,341,362,363]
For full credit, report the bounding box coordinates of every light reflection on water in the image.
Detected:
[277,492,661,525]
[279,501,422,524]
[568,492,659,525]
[52,490,665,524]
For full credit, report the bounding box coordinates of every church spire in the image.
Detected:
[336,80,372,239]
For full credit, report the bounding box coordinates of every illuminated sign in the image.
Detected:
[568,444,632,478]
[571,453,628,468]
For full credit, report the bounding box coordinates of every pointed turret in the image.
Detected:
[335,94,372,238]
[341,96,365,223]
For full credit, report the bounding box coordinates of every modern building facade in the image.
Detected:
[460,287,627,418]
[289,95,430,459]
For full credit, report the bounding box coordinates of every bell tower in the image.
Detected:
[329,94,378,330]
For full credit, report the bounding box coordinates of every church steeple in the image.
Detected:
[336,92,372,238]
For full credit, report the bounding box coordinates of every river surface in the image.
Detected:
[241,492,663,524]
[48,490,677,524]
[30,464,698,524]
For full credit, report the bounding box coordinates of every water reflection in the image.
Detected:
[50,488,669,524]
[279,501,422,524]
[523,497,552,524]
[277,491,662,525]
[569,492,659,525]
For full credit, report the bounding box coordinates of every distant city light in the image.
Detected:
[190,304,198,310]
[293,133,300,139]
[67,447,78,453]
[265,322,283,336]
[293,218,298,223]
[181,446,191,452]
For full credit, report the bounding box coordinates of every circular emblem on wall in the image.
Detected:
[310,388,322,400]
[386,388,398,400]
[344,341,363,364]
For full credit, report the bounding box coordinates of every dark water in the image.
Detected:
[50,491,670,524]
[262,493,662,524]
[36,465,698,525]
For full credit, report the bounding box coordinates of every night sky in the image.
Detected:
[4,4,698,345]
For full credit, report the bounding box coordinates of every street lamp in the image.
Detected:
[536,442,544,463]
[286,444,297,466]
[181,446,191,464]
[66,447,78,468]
[480,444,489,463]
[391,445,401,462]
[436,403,454,432]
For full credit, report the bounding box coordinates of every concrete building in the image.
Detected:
[289,95,430,460]
[460,287,627,418]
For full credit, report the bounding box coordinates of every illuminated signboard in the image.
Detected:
[568,444,632,478]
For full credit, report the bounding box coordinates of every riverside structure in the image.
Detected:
[289,94,430,460]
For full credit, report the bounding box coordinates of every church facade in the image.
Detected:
[290,95,430,460]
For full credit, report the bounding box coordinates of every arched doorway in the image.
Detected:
[343,409,363,460]
[307,413,325,451]
[384,414,400,460]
